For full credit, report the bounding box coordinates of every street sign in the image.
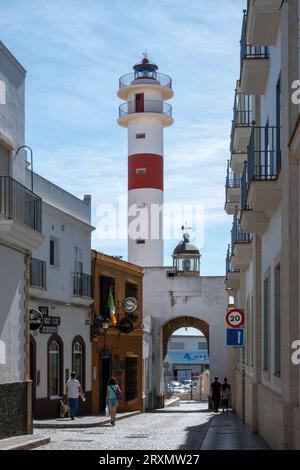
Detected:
[226,328,244,347]
[29,309,43,331]
[226,308,244,328]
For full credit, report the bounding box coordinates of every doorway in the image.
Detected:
[29,335,36,418]
[99,348,112,412]
[135,93,144,113]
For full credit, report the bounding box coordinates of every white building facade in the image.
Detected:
[0,42,44,438]
[28,171,94,419]
[225,0,300,449]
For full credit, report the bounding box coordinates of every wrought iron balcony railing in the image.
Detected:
[73,272,92,298]
[240,125,281,210]
[231,209,252,247]
[247,125,281,180]
[226,245,240,275]
[119,72,172,90]
[119,100,172,119]
[240,9,269,62]
[30,258,47,289]
[226,161,241,191]
[232,89,253,128]
[0,176,42,232]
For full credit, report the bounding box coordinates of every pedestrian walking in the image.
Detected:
[211,376,221,412]
[106,377,122,426]
[66,372,85,420]
[222,377,231,412]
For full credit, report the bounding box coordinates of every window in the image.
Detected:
[246,299,250,366]
[136,168,146,175]
[50,238,58,266]
[136,133,145,139]
[74,246,83,273]
[125,357,138,401]
[263,277,270,371]
[72,336,85,388]
[125,282,138,300]
[169,342,185,350]
[276,74,281,170]
[250,295,254,367]
[136,239,145,244]
[48,335,63,397]
[48,341,60,396]
[99,276,115,318]
[274,264,281,376]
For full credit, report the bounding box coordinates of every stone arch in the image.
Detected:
[162,316,209,359]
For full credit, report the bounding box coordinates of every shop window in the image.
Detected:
[125,357,138,401]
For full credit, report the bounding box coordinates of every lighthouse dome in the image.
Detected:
[173,233,200,255]
[172,232,200,276]
[133,55,158,80]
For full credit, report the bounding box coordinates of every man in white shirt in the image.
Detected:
[66,372,84,420]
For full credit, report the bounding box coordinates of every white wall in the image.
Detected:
[143,268,228,399]
[0,244,24,383]
[0,42,26,184]
[29,171,93,397]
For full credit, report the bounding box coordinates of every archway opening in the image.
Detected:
[162,316,210,403]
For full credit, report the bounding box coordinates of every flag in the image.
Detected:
[107,288,117,326]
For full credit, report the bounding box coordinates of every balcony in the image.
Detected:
[240,125,281,234]
[231,89,253,152]
[231,210,252,270]
[72,272,92,298]
[0,176,44,251]
[225,245,240,290]
[240,10,269,94]
[118,100,173,128]
[30,258,47,289]
[225,162,241,215]
[118,72,173,100]
[246,0,282,46]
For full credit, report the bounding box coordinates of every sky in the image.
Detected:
[0,0,246,275]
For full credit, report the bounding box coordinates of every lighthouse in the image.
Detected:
[117,55,174,267]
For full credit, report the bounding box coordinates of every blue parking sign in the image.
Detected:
[226,328,244,347]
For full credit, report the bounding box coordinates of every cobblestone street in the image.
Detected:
[34,402,214,450]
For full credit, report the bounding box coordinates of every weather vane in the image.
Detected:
[181,222,192,232]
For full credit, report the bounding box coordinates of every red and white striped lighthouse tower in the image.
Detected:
[118,55,173,267]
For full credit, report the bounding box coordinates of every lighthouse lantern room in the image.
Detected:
[118,55,174,267]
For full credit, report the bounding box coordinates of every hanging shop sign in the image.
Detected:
[122,297,138,314]
[29,309,43,331]
[118,316,134,334]
[40,315,60,334]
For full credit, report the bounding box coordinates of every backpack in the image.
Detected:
[110,385,122,401]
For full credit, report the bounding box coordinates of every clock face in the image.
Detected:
[122,297,138,314]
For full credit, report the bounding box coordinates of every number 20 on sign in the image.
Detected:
[226,308,244,328]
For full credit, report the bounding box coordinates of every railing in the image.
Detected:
[231,209,252,247]
[119,72,172,90]
[73,272,92,298]
[0,176,42,232]
[226,161,241,191]
[30,258,47,289]
[240,9,269,62]
[119,100,172,119]
[247,125,281,180]
[232,89,252,127]
[240,162,249,211]
[226,245,240,274]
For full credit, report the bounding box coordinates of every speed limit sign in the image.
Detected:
[226,308,244,328]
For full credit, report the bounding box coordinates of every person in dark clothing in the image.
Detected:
[221,377,231,412]
[211,376,222,412]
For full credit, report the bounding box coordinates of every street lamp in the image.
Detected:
[91,315,110,341]
[16,145,33,192]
